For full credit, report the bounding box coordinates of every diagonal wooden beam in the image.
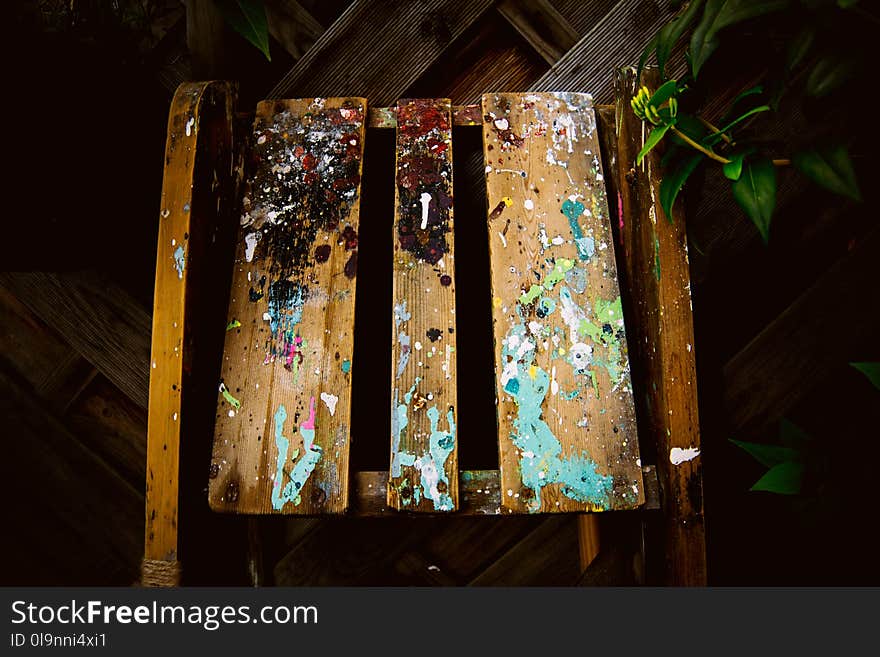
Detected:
[723,227,880,435]
[267,0,496,104]
[530,0,680,103]
[497,0,580,65]
[0,271,152,410]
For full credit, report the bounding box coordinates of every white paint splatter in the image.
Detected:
[320,392,339,416]
[494,118,509,130]
[524,199,534,210]
[498,231,507,248]
[420,192,432,230]
[244,232,261,262]
[669,447,700,465]
[185,117,195,137]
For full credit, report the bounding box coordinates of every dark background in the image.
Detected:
[2,0,878,586]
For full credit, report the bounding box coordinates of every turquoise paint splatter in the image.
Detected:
[341,359,351,374]
[391,377,456,510]
[561,199,594,261]
[271,397,322,510]
[390,378,420,479]
[501,307,612,511]
[173,245,185,279]
[421,406,456,510]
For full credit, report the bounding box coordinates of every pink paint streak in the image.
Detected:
[301,396,317,430]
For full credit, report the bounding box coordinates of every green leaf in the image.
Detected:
[703,105,770,147]
[723,152,745,180]
[649,80,679,108]
[668,113,708,146]
[656,0,706,74]
[659,152,703,220]
[750,461,804,495]
[805,55,856,97]
[637,31,661,83]
[216,0,271,61]
[689,0,790,78]
[730,439,801,467]
[785,25,815,73]
[851,362,880,390]
[837,0,859,8]
[731,155,776,243]
[637,121,675,165]
[793,145,861,201]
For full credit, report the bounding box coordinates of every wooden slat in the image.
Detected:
[0,271,152,410]
[388,98,459,512]
[146,80,237,576]
[724,226,880,434]
[354,466,659,516]
[612,68,705,585]
[497,0,580,65]
[482,92,643,514]
[531,0,680,104]
[267,0,496,104]
[209,97,367,515]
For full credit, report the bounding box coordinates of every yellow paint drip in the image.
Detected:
[528,365,537,380]
[502,196,513,207]
[493,296,502,308]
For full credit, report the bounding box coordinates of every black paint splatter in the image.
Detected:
[396,99,452,265]
[426,328,442,342]
[244,102,363,280]
[314,244,331,263]
[440,274,452,286]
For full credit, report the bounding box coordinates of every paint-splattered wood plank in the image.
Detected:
[146,80,236,584]
[482,92,643,514]
[612,68,705,585]
[209,97,367,515]
[388,98,459,512]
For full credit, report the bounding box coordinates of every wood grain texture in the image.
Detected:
[209,97,367,515]
[388,98,459,512]
[482,92,643,514]
[0,271,151,410]
[724,226,880,434]
[146,80,237,569]
[531,0,679,104]
[497,0,580,65]
[612,68,705,585]
[267,0,496,104]
[265,0,324,61]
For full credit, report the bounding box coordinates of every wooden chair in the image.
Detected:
[142,69,705,587]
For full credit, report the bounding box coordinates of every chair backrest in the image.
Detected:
[203,91,643,516]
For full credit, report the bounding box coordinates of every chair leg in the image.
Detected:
[577,514,601,572]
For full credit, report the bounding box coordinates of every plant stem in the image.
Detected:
[670,126,731,164]
[772,159,791,166]
[698,117,732,144]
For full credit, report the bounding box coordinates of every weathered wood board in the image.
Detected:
[613,68,704,584]
[147,80,236,581]
[481,92,643,513]
[209,97,367,514]
[388,98,459,512]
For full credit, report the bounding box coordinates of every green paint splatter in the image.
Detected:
[654,232,661,281]
[520,284,544,305]
[543,258,574,290]
[219,383,241,409]
[226,319,241,331]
